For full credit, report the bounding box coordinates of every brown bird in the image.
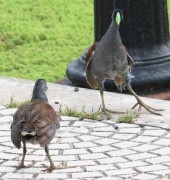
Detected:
[85,9,163,117]
[11,79,61,171]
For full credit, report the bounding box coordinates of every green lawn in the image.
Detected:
[0,0,93,82]
[0,0,169,82]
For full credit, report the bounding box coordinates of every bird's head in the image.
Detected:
[112,9,123,26]
[34,79,48,92]
[32,79,48,101]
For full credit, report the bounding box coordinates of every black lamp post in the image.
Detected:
[66,0,170,94]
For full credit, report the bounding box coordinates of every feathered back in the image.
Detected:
[11,100,60,148]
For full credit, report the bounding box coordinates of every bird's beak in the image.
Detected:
[115,12,121,25]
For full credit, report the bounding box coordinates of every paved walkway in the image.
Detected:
[0,77,170,179]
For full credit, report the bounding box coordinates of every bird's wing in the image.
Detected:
[124,46,134,66]
[34,103,60,147]
[84,43,98,89]
[127,52,134,66]
[11,104,28,149]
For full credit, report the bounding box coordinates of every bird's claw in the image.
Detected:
[41,162,67,172]
[132,102,163,117]
[16,164,31,169]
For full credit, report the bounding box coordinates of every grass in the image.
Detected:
[117,111,136,123]
[0,0,93,82]
[1,96,29,108]
[59,105,102,120]
[0,1,169,82]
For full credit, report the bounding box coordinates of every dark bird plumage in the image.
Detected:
[85,9,163,117]
[11,79,61,171]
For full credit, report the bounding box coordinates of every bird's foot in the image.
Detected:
[16,163,31,169]
[101,109,112,120]
[127,83,163,117]
[132,102,164,117]
[101,108,125,120]
[41,162,67,172]
[104,108,125,114]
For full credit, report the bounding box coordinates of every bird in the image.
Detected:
[11,79,62,172]
[85,9,163,117]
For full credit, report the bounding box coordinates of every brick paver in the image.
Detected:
[0,111,170,179]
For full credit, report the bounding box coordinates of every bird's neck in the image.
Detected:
[31,89,48,102]
[110,22,122,44]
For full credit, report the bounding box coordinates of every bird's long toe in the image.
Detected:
[132,102,163,116]
[41,162,67,172]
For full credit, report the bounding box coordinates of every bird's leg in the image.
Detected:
[42,145,67,172]
[99,85,124,116]
[17,140,27,169]
[127,83,163,117]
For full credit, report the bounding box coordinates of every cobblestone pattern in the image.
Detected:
[0,108,170,180]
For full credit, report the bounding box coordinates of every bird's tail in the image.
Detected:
[21,131,36,136]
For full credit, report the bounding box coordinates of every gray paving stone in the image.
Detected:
[93,126,115,132]
[150,169,170,176]
[74,142,97,148]
[36,173,67,179]
[24,155,46,161]
[0,131,10,136]
[0,105,6,109]
[117,160,149,169]
[98,157,128,165]
[133,173,159,180]
[63,148,89,155]
[127,152,157,161]
[0,124,10,131]
[89,145,116,153]
[95,138,120,145]
[0,145,11,152]
[118,127,141,134]
[98,178,121,180]
[136,164,169,172]
[61,137,80,143]
[79,135,101,141]
[72,127,89,134]
[114,141,141,148]
[165,133,170,138]
[49,143,71,149]
[0,116,13,123]
[2,173,33,179]
[55,167,82,173]
[0,108,17,115]
[90,131,113,137]
[52,154,77,161]
[79,153,107,160]
[105,168,137,176]
[2,160,31,166]
[0,166,16,172]
[152,147,170,155]
[34,149,59,155]
[85,164,117,171]
[107,149,137,157]
[133,136,158,143]
[130,144,161,152]
[142,129,167,136]
[72,171,103,178]
[145,156,170,164]
[113,133,136,140]
[67,160,96,166]
[16,167,43,173]
[0,152,19,160]
[153,138,170,146]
